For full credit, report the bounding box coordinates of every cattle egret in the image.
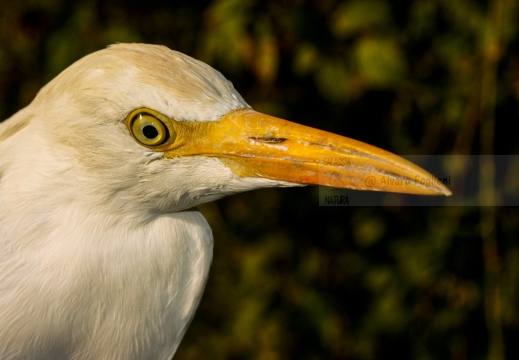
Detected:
[0,44,450,359]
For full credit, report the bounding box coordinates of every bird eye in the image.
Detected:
[131,113,167,146]
[127,109,177,148]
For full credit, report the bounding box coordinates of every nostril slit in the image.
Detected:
[249,137,287,144]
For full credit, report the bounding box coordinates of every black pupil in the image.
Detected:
[143,125,159,139]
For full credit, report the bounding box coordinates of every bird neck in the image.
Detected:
[0,207,213,359]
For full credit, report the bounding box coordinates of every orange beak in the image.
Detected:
[163,108,451,196]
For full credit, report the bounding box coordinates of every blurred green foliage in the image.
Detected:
[1,0,518,359]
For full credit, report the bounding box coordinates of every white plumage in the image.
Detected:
[0,44,449,359]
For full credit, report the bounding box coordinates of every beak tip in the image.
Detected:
[441,186,452,197]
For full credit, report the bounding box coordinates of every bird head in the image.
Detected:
[1,44,450,221]
[0,43,453,360]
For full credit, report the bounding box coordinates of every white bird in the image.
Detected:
[0,43,450,359]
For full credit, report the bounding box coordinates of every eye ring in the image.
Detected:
[126,108,177,148]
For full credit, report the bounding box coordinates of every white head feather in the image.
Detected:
[0,43,290,360]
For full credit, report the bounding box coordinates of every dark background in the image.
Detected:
[1,0,518,359]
